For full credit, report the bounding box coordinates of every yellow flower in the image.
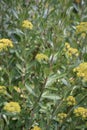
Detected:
[4,102,21,113]
[81,33,86,38]
[66,96,76,106]
[0,38,13,51]
[14,86,21,93]
[65,42,70,49]
[22,20,33,29]
[64,43,79,57]
[31,126,41,130]
[68,48,79,56]
[57,113,67,123]
[73,62,87,81]
[74,107,87,120]
[0,86,7,94]
[76,22,87,34]
[35,53,48,62]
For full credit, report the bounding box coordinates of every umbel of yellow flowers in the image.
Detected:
[35,53,48,62]
[76,22,87,34]
[0,86,7,94]
[73,62,87,81]
[4,101,21,113]
[22,20,33,29]
[64,42,79,57]
[57,113,67,123]
[0,38,13,51]
[74,107,87,120]
[66,96,76,106]
[31,126,41,130]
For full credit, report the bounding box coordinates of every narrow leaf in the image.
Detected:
[25,84,37,97]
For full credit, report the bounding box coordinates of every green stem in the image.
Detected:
[46,98,64,129]
[31,77,47,112]
[29,77,48,129]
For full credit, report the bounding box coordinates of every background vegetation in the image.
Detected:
[0,0,87,130]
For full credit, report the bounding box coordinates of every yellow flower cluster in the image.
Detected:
[66,96,76,106]
[76,22,87,34]
[22,20,33,29]
[73,62,87,81]
[31,126,41,130]
[4,101,21,113]
[74,107,87,120]
[35,53,48,62]
[64,42,79,57]
[57,113,67,123]
[0,86,7,94]
[14,86,21,93]
[81,33,86,38]
[0,38,13,51]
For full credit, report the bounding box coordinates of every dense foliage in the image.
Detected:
[0,0,87,130]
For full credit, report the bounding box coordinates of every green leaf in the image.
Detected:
[76,124,87,129]
[61,78,68,86]
[25,83,37,97]
[45,73,66,87]
[83,53,87,62]
[15,51,24,62]
[11,9,19,19]
[16,63,23,74]
[42,92,61,100]
[2,114,9,125]
[0,118,4,130]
